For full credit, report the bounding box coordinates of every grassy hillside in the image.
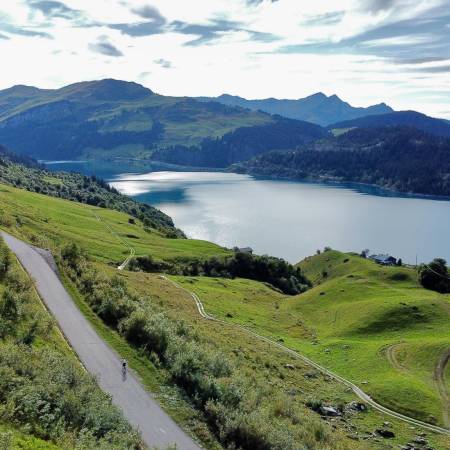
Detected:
[172,251,450,433]
[0,182,229,264]
[3,183,450,448]
[0,145,179,235]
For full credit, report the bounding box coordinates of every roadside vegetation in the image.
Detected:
[59,243,346,450]
[0,238,143,449]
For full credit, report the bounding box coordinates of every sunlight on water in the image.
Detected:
[107,171,450,264]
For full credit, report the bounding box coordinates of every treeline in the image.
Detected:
[152,117,328,168]
[0,145,183,236]
[61,243,340,450]
[0,239,142,449]
[233,126,450,196]
[130,252,311,295]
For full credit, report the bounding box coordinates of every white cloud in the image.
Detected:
[0,0,449,117]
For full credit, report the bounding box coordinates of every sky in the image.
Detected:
[1,0,450,117]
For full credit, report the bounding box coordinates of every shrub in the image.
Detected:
[419,258,450,293]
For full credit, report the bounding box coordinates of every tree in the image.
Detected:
[419,258,450,293]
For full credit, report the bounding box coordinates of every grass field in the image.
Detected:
[1,183,450,449]
[0,182,230,264]
[172,251,450,432]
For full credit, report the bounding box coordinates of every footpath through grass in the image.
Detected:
[171,251,450,434]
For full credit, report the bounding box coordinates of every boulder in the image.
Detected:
[375,428,395,438]
[320,405,340,417]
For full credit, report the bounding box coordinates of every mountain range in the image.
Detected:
[197,92,394,126]
[0,79,325,162]
[1,79,450,175]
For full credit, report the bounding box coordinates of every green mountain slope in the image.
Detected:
[0,80,335,167]
[174,250,450,433]
[0,79,275,161]
[0,144,179,235]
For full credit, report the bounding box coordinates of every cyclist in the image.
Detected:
[121,359,127,374]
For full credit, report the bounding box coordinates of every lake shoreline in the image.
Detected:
[43,158,450,201]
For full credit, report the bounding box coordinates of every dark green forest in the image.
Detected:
[151,117,328,168]
[233,127,450,196]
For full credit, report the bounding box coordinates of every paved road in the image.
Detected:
[2,231,201,450]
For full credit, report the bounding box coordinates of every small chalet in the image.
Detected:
[369,254,397,266]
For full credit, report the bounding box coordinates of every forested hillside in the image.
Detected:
[232,127,450,196]
[152,117,328,168]
[329,111,450,138]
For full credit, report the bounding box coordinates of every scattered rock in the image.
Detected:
[347,401,367,412]
[413,436,428,445]
[304,370,319,379]
[361,380,369,384]
[383,421,392,428]
[324,348,331,353]
[319,405,341,417]
[375,428,395,438]
[284,364,295,370]
[319,291,326,296]
[226,312,233,318]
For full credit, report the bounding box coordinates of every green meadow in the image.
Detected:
[1,182,449,449]
[172,250,450,429]
[0,182,230,263]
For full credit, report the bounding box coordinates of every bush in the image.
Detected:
[419,258,450,293]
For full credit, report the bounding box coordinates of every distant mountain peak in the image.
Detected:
[198,91,394,126]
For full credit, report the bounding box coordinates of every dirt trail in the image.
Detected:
[435,348,450,428]
[162,276,450,436]
[385,343,407,373]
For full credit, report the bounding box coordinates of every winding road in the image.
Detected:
[1,231,201,450]
[163,276,450,436]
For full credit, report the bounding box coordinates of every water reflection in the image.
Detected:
[44,162,450,264]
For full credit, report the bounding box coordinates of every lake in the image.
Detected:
[46,161,450,264]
